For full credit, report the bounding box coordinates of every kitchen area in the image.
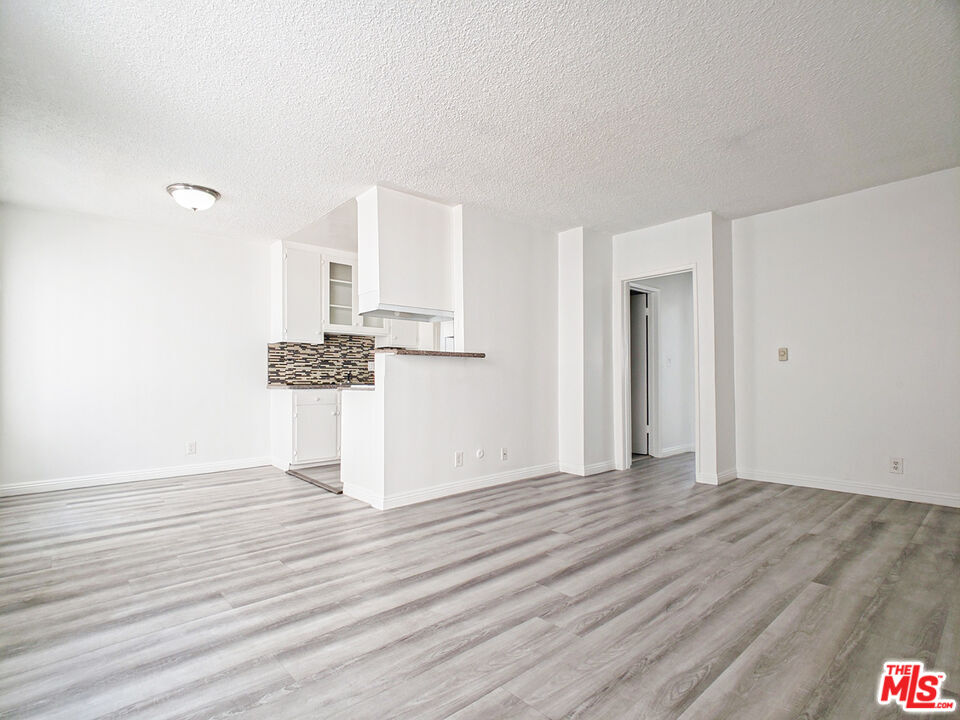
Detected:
[267,186,472,497]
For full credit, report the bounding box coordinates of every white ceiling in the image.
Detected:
[1,0,957,240]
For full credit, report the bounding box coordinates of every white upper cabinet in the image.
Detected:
[375,317,421,349]
[327,259,353,325]
[271,241,324,343]
[270,240,390,342]
[274,234,443,344]
[322,250,387,335]
[356,186,455,323]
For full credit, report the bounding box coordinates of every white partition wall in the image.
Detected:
[557,228,586,474]
[556,227,615,476]
[342,204,559,508]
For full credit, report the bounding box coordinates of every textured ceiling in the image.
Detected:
[1,0,958,240]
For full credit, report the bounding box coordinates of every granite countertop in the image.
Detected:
[267,383,374,389]
[374,347,486,359]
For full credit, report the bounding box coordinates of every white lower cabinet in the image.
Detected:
[270,389,340,470]
[294,391,340,464]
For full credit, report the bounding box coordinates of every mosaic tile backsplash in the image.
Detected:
[267,334,375,385]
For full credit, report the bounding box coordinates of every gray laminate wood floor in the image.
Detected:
[1,454,958,719]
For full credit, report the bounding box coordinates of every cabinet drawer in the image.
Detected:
[294,389,338,406]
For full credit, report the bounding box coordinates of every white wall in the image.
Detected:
[555,226,614,475]
[344,204,559,507]
[711,216,737,475]
[0,204,271,493]
[557,227,585,472]
[339,382,383,506]
[583,228,614,469]
[635,273,695,456]
[733,167,960,506]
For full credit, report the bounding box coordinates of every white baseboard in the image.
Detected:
[341,482,385,510]
[737,468,960,509]
[0,457,273,497]
[584,460,616,475]
[558,460,615,477]
[717,468,738,484]
[346,462,561,510]
[654,444,695,458]
[695,468,737,485]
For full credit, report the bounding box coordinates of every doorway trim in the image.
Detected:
[615,265,701,475]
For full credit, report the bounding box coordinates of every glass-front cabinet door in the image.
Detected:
[322,253,387,336]
[327,260,354,329]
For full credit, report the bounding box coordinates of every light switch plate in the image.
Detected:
[778,347,789,362]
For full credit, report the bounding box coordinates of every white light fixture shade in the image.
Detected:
[166,183,220,211]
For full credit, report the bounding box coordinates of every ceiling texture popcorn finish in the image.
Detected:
[1,0,957,239]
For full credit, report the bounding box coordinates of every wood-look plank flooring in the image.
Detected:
[1,454,958,719]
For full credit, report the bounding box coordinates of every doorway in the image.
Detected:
[630,289,650,461]
[625,272,696,464]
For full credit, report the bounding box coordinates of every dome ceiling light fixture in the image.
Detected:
[166,183,221,211]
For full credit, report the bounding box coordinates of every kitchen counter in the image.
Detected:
[267,383,374,389]
[374,348,486,358]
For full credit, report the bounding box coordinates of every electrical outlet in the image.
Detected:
[186,441,197,456]
[454,451,463,468]
[889,457,904,474]
[476,448,485,459]
[500,447,508,461]
[778,347,789,362]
